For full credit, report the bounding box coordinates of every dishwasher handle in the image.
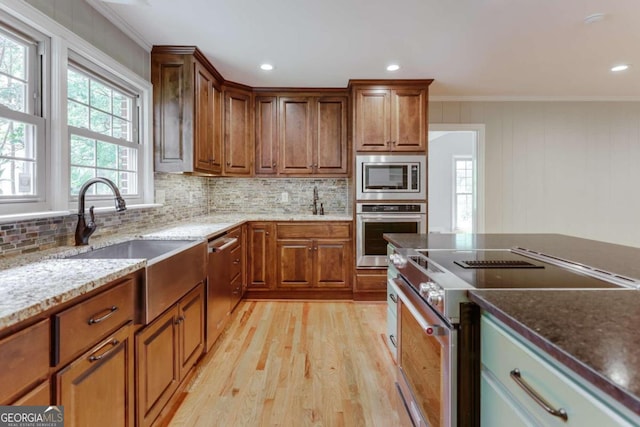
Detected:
[208,237,238,253]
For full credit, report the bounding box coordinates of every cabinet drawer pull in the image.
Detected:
[510,369,568,422]
[389,293,398,303]
[88,339,119,362]
[272,162,276,168]
[389,334,397,348]
[88,306,118,325]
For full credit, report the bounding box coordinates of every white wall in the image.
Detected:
[430,101,640,248]
[429,132,474,232]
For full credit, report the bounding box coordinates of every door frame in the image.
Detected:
[429,124,485,233]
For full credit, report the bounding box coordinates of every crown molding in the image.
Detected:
[430,95,640,102]
[85,0,152,52]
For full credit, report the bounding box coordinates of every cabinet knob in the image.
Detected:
[308,246,312,251]
[265,231,270,236]
[227,162,231,166]
[272,162,276,168]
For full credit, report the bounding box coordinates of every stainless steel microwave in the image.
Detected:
[356,155,426,200]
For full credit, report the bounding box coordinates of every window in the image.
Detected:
[0,22,45,209]
[454,157,473,233]
[67,62,140,201]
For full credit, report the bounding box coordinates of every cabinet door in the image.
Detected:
[255,96,278,175]
[277,239,313,288]
[314,97,348,175]
[178,284,205,380]
[354,89,390,151]
[194,63,219,173]
[279,97,314,174]
[136,306,179,427]
[248,222,275,289]
[314,239,350,288]
[390,89,427,151]
[57,322,134,427]
[11,380,50,406]
[224,89,252,175]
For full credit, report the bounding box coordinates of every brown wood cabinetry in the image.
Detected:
[136,283,204,427]
[255,92,348,176]
[12,380,50,406]
[354,268,388,301]
[152,46,223,174]
[276,222,351,290]
[0,319,50,404]
[56,322,135,427]
[247,222,276,289]
[223,86,253,175]
[352,81,432,152]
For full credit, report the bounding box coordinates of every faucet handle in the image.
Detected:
[88,206,96,228]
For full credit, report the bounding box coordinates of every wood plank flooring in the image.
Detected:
[167,301,412,427]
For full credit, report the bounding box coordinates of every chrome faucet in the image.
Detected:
[75,177,127,246]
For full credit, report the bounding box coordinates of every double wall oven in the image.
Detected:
[387,246,635,427]
[355,154,427,268]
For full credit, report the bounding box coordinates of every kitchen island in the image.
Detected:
[385,232,640,423]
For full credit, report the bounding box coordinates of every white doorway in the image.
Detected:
[428,124,485,233]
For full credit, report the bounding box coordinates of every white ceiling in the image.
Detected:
[96,0,640,98]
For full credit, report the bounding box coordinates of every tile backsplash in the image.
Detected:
[208,177,349,215]
[0,174,350,258]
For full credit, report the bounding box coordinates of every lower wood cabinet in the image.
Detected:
[246,221,353,299]
[56,322,135,427]
[136,283,205,427]
[0,318,50,404]
[11,380,50,406]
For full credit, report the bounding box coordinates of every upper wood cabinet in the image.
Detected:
[152,46,223,174]
[255,92,349,177]
[352,80,432,152]
[223,85,253,175]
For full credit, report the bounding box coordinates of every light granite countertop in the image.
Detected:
[0,213,352,330]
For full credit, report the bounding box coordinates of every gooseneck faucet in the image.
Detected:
[75,177,127,246]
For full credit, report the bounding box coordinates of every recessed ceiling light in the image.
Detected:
[386,64,400,71]
[584,13,606,24]
[260,63,274,71]
[611,64,630,72]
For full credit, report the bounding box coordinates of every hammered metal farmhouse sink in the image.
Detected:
[69,239,207,323]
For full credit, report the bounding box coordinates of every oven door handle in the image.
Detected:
[360,214,425,221]
[388,278,449,337]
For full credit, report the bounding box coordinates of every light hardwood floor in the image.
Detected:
[167,301,412,427]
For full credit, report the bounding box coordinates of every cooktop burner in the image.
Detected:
[414,249,622,289]
[454,259,544,269]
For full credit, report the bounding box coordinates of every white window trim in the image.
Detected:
[0,0,153,221]
[452,156,473,233]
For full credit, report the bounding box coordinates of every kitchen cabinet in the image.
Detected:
[136,283,205,427]
[481,314,638,426]
[227,225,246,307]
[276,222,351,289]
[354,268,387,301]
[223,85,253,175]
[247,222,276,290]
[56,322,135,427]
[54,277,137,427]
[351,80,432,152]
[254,92,348,176]
[0,319,50,404]
[152,46,223,174]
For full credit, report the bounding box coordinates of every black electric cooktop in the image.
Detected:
[416,249,623,289]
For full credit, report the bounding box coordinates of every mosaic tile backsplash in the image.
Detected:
[209,177,349,215]
[0,174,350,257]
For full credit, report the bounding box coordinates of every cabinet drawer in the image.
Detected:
[387,284,398,316]
[56,279,135,365]
[226,226,242,242]
[277,222,350,239]
[230,241,242,280]
[481,315,636,426]
[355,271,386,292]
[0,319,50,404]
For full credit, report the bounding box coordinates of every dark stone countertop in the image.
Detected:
[384,233,640,283]
[469,289,640,417]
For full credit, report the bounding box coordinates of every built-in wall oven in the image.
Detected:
[356,203,426,268]
[356,154,426,201]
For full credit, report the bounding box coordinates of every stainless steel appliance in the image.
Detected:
[206,234,238,351]
[388,247,634,427]
[356,154,426,200]
[356,203,426,267]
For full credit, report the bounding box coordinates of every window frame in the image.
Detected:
[452,156,474,233]
[0,14,49,215]
[0,0,154,221]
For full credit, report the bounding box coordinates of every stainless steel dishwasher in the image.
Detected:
[206,234,237,351]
